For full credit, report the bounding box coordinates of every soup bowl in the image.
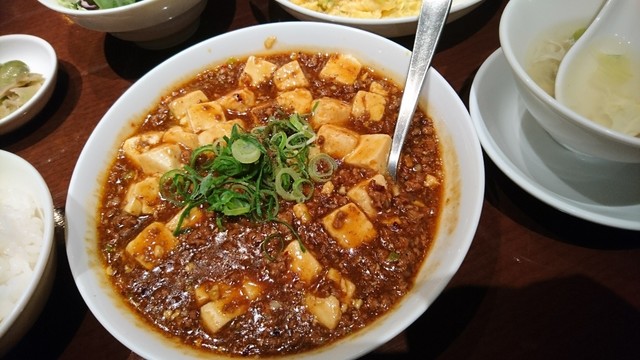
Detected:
[500,0,640,163]
[66,22,484,359]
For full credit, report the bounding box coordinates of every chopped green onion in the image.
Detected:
[231,138,262,164]
[260,233,285,262]
[159,112,337,250]
[308,153,337,183]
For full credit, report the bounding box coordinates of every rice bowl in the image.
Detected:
[0,150,56,355]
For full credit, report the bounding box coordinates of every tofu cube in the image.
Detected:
[168,90,208,120]
[197,119,245,146]
[122,131,163,161]
[135,144,183,175]
[285,240,322,284]
[242,56,278,86]
[310,97,351,129]
[319,54,362,85]
[317,124,359,159]
[217,88,256,113]
[346,174,388,218]
[187,101,227,133]
[162,126,199,150]
[199,290,246,334]
[369,81,389,96]
[276,88,313,114]
[351,90,387,121]
[123,176,160,216]
[273,60,309,91]
[344,134,392,174]
[327,268,356,305]
[123,133,183,175]
[305,294,341,330]
[125,222,177,270]
[198,279,262,334]
[166,206,204,232]
[321,203,377,248]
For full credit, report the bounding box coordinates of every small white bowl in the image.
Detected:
[66,21,484,359]
[0,150,56,356]
[0,35,57,135]
[37,0,208,49]
[499,0,640,163]
[274,0,485,38]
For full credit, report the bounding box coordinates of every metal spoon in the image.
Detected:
[388,0,452,180]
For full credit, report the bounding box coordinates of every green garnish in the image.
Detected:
[260,233,285,262]
[571,27,586,42]
[159,112,337,246]
[93,0,136,9]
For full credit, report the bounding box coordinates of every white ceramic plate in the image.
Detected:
[66,22,484,359]
[470,49,640,230]
[274,0,485,37]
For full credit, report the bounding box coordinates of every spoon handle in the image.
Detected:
[388,0,452,180]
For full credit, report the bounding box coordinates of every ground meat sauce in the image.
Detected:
[98,51,443,356]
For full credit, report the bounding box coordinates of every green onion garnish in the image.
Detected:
[159,112,336,249]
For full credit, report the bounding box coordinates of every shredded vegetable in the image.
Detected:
[57,0,140,10]
[159,112,337,237]
[0,60,44,120]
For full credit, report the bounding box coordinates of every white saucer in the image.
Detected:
[470,49,640,231]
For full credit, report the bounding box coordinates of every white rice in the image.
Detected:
[0,187,44,322]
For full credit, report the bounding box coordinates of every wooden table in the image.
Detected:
[2,1,638,359]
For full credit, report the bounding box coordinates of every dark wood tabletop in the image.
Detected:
[2,0,639,359]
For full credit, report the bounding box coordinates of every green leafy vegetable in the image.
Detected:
[159,112,337,241]
[56,0,139,10]
[93,0,137,9]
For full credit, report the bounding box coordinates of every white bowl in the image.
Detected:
[274,0,485,37]
[499,0,640,163]
[37,0,208,49]
[66,22,484,359]
[0,35,57,135]
[0,150,56,356]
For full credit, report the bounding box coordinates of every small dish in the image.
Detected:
[0,34,57,135]
[274,0,484,38]
[470,49,640,230]
[0,150,56,355]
